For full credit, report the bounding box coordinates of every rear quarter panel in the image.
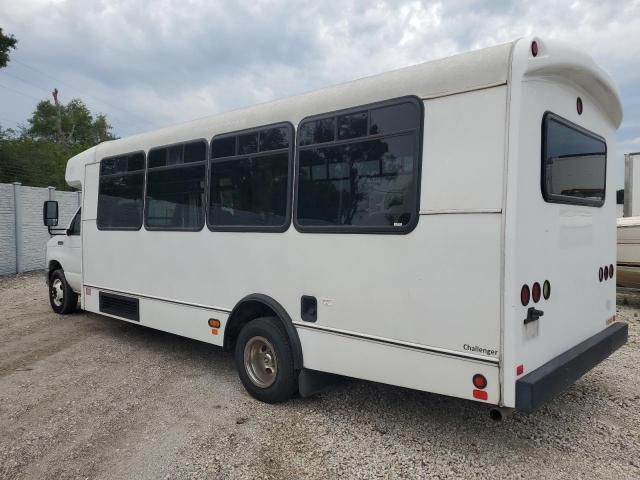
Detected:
[502,42,618,407]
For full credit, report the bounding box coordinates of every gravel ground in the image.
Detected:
[1,272,639,480]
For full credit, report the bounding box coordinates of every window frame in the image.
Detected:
[293,96,424,234]
[207,122,294,233]
[97,150,146,231]
[541,111,607,208]
[144,138,208,232]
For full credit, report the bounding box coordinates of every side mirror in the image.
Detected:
[43,200,59,227]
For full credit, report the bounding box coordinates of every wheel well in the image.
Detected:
[224,295,303,371]
[48,260,62,279]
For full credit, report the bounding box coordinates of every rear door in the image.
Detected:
[502,77,618,407]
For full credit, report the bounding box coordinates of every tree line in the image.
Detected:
[0,28,116,190]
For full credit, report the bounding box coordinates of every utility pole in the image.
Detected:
[52,88,64,143]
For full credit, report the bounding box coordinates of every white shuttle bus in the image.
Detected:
[43,37,627,417]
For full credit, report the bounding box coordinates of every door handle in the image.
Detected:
[524,307,544,325]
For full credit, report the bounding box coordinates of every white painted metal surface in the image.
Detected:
[46,36,622,408]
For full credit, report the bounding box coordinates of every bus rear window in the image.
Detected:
[541,113,606,207]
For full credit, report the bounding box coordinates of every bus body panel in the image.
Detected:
[81,89,506,373]
[501,39,619,407]
[297,327,499,403]
[421,85,507,212]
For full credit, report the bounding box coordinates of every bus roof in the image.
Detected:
[66,36,622,189]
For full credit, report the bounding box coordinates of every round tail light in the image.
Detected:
[521,285,530,306]
[472,374,487,390]
[609,264,614,278]
[599,267,604,282]
[531,41,538,57]
[577,97,583,115]
[543,280,551,300]
[532,282,541,303]
[604,265,609,280]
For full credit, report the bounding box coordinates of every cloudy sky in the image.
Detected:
[1,0,639,185]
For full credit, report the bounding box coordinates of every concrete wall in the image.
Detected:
[0,183,81,275]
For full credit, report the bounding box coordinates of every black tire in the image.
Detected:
[48,269,78,314]
[235,316,298,403]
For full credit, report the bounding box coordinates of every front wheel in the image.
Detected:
[235,317,298,403]
[49,269,78,314]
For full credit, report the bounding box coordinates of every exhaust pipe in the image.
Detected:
[489,406,513,421]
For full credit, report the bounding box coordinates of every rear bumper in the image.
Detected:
[515,322,628,413]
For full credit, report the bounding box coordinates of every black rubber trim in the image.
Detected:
[516,322,628,413]
[227,294,303,370]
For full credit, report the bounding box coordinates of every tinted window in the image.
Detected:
[370,102,418,135]
[148,141,205,168]
[338,111,367,140]
[296,99,421,232]
[146,164,205,229]
[298,135,416,228]
[145,140,206,230]
[68,209,81,236]
[97,153,145,230]
[209,123,292,231]
[210,153,289,227]
[238,133,258,155]
[299,118,335,146]
[542,113,606,206]
[260,127,289,151]
[211,136,236,158]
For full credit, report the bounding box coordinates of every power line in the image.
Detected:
[11,58,157,128]
[0,82,41,102]
[1,70,52,96]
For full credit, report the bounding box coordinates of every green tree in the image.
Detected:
[28,92,116,146]
[1,92,117,189]
[0,28,17,68]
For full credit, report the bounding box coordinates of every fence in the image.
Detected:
[0,182,81,275]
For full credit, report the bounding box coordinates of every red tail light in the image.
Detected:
[599,267,604,282]
[472,374,487,390]
[531,41,538,57]
[604,266,609,280]
[609,264,614,278]
[521,285,530,306]
[532,282,541,303]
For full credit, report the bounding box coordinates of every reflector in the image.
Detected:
[472,374,487,390]
[521,285,530,306]
[532,282,541,303]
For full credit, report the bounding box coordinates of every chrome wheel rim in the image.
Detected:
[244,336,278,388]
[51,278,64,307]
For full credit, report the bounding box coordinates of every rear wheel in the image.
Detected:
[49,269,78,314]
[235,317,297,403]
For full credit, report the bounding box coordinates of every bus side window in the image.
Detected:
[144,140,207,231]
[208,124,293,232]
[97,153,145,230]
[295,98,423,234]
